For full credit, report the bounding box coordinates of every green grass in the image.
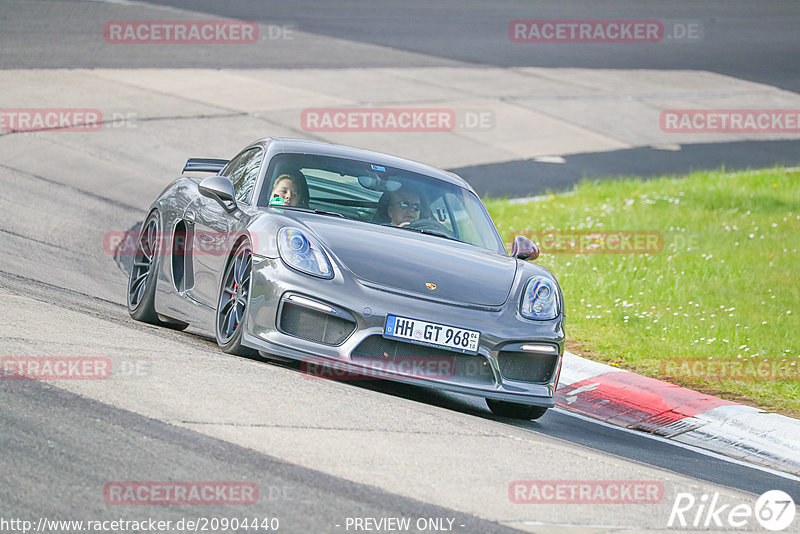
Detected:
[485,167,800,416]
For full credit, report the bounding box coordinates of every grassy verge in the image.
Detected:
[485,167,800,416]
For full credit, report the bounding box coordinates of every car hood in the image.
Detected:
[294,215,517,307]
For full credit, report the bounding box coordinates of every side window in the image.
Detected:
[445,192,480,244]
[224,147,263,203]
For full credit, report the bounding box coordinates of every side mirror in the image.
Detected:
[199,175,237,212]
[511,235,540,261]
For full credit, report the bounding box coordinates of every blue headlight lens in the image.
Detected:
[288,233,309,253]
[520,276,559,320]
[277,228,333,279]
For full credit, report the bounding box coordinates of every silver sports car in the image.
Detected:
[127,138,564,419]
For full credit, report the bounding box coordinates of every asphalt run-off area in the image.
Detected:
[1,2,799,533]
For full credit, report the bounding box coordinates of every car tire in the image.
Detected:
[127,211,188,330]
[486,399,548,420]
[215,239,259,357]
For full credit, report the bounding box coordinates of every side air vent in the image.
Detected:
[171,220,193,292]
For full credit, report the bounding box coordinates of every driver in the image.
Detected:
[385,188,422,227]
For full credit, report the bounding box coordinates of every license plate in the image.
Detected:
[383,315,480,355]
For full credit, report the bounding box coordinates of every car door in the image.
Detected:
[186,146,264,309]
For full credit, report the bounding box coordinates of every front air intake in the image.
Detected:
[351,335,495,387]
[278,301,356,346]
[496,349,558,383]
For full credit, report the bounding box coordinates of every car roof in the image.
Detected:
[257,137,477,195]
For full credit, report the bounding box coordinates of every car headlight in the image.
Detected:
[277,228,333,279]
[520,276,559,320]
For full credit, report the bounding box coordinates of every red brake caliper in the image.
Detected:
[232,283,238,327]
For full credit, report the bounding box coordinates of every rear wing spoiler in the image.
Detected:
[183,158,229,173]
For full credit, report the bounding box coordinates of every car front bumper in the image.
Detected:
[244,256,565,407]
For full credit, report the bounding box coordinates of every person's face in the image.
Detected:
[271,177,300,206]
[387,191,421,226]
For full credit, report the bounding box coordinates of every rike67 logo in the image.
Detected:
[668,490,796,531]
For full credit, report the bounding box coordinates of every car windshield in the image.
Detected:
[258,153,506,254]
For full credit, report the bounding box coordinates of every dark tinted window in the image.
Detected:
[224,147,263,203]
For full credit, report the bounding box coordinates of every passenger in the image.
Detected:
[269,171,309,207]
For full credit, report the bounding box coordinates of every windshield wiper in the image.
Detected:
[276,206,345,218]
[401,226,461,243]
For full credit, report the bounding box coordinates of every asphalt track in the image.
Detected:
[1,1,799,533]
[105,0,800,185]
[2,0,800,192]
[141,0,800,92]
